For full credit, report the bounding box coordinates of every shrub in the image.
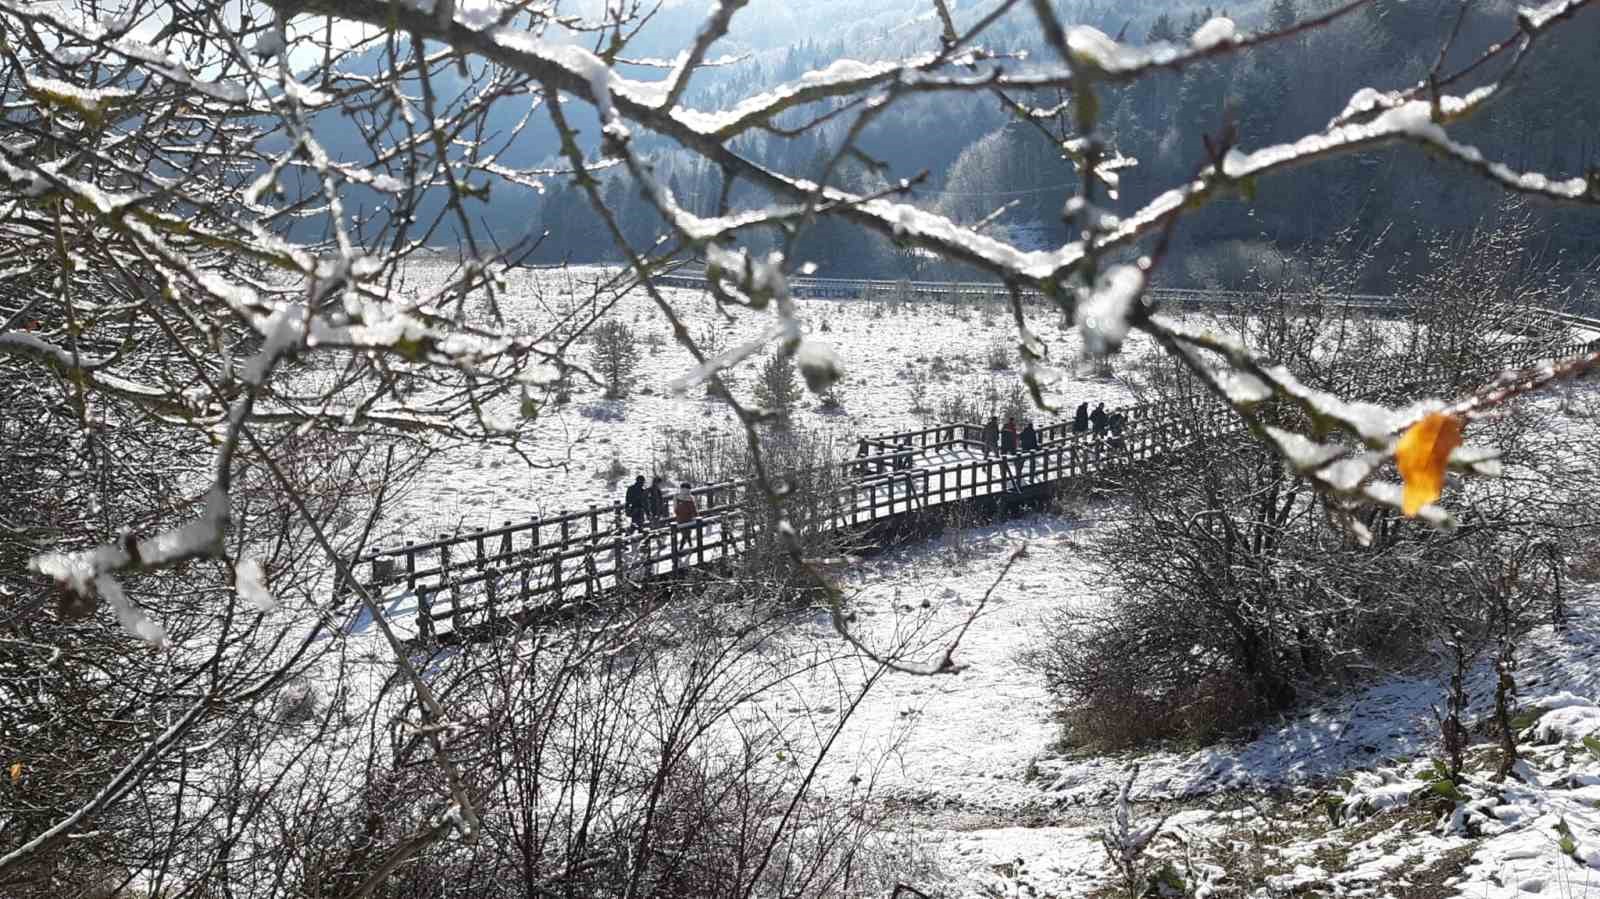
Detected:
[817,380,845,412]
[754,351,802,419]
[588,319,641,398]
[986,336,1012,370]
[907,369,931,414]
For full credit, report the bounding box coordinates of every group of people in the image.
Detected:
[979,417,1041,457]
[622,475,701,532]
[977,401,1124,459]
[1071,401,1125,436]
[974,401,1128,491]
[623,401,1134,529]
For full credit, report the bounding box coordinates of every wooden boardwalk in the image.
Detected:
[351,398,1241,641]
[345,311,1599,642]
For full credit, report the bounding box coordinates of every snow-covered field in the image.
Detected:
[373,262,1154,546]
[334,263,1600,896]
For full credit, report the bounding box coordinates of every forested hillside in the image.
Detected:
[522,0,1600,287]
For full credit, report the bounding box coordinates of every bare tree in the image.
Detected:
[5,0,1600,893]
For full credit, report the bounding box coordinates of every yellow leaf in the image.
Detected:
[1396,412,1463,516]
[8,761,20,784]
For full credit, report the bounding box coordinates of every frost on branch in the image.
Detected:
[795,338,843,394]
[235,558,278,613]
[1076,264,1145,356]
[1190,17,1237,50]
[28,488,231,644]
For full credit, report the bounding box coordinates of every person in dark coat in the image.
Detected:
[1020,420,1039,481]
[996,418,1018,490]
[1089,402,1108,435]
[1020,420,1039,452]
[1108,412,1127,449]
[624,475,647,530]
[1072,401,1089,433]
[647,475,667,522]
[894,437,913,471]
[982,416,999,457]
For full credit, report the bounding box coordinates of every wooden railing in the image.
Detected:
[350,398,1241,638]
[347,329,1600,640]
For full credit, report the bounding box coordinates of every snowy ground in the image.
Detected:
[371,262,1156,547]
[751,495,1600,897]
[330,264,1600,896]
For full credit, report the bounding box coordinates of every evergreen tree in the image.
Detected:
[588,320,641,399]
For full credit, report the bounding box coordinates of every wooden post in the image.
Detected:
[522,521,538,599]
[416,587,434,644]
[439,535,462,635]
[404,541,416,591]
[553,515,568,600]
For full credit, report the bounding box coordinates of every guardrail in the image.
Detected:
[654,271,1600,334]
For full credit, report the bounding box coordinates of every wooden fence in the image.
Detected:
[347,332,1599,640]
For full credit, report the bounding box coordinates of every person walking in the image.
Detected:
[647,476,667,523]
[1020,419,1039,481]
[672,481,698,555]
[1004,415,1017,489]
[673,482,698,523]
[1089,402,1108,435]
[1072,401,1089,433]
[982,415,999,457]
[1108,412,1127,449]
[624,475,647,531]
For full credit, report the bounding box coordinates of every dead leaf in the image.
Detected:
[1396,412,1463,516]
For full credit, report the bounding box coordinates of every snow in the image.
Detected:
[1190,17,1237,51]
[251,28,284,60]
[366,264,1150,541]
[1225,94,1591,201]
[235,263,1600,895]
[1520,0,1587,29]
[235,558,277,612]
[25,75,132,116]
[1076,264,1145,355]
[795,337,843,392]
[139,486,230,564]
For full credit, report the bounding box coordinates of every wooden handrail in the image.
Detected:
[352,341,1595,636]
